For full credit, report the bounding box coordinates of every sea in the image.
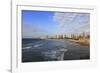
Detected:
[22,38,90,62]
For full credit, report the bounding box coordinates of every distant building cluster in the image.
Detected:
[46,32,90,40]
[46,35,69,39]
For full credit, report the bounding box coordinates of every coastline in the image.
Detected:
[69,39,90,46]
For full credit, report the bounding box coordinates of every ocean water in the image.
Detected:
[22,39,90,62]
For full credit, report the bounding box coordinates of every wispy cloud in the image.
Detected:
[53,12,90,34]
[53,12,77,27]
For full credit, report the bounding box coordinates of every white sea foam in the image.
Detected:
[32,44,42,48]
[42,48,68,60]
[23,46,31,49]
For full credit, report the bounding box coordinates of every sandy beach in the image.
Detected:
[69,39,90,46]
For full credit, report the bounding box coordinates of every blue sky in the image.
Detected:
[22,10,90,38]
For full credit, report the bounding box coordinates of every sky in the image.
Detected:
[22,10,90,38]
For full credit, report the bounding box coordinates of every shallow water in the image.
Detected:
[22,39,90,62]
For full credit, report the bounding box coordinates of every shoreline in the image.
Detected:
[22,38,90,46]
[69,39,90,46]
[46,38,90,46]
